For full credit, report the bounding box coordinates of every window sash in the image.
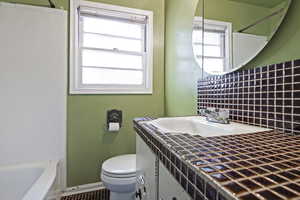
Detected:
[79,6,148,23]
[78,12,148,87]
[80,48,146,71]
[82,32,144,53]
[194,45,224,59]
[79,49,147,87]
[79,14,147,53]
[81,67,144,85]
[193,39,225,59]
[193,27,226,72]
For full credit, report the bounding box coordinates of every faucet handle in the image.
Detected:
[219,109,229,119]
[200,107,214,115]
[199,108,207,116]
[199,107,217,115]
[207,107,216,112]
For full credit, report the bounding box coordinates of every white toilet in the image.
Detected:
[101,154,137,200]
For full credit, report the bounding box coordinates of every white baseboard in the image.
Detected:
[62,182,105,196]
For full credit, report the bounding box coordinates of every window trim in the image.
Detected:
[193,17,232,74]
[70,0,153,94]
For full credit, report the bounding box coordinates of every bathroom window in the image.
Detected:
[193,17,232,75]
[70,0,153,94]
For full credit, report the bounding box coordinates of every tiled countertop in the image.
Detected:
[134,117,300,200]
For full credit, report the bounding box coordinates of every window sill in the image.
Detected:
[69,88,153,95]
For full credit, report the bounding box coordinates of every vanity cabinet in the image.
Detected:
[159,162,192,200]
[136,134,158,200]
[136,134,191,200]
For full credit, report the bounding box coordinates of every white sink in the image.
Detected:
[145,116,271,137]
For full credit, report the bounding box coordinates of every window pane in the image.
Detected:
[204,32,221,45]
[82,49,143,69]
[83,33,142,52]
[193,44,202,56]
[193,30,203,43]
[193,30,222,45]
[193,44,222,57]
[82,67,143,85]
[204,58,224,74]
[204,46,221,57]
[82,16,143,39]
[195,58,203,69]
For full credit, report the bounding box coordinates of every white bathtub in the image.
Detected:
[0,160,58,200]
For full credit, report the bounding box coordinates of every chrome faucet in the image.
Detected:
[200,107,230,124]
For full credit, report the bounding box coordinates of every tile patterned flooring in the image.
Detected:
[61,189,110,200]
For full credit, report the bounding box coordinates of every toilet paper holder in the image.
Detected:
[107,109,122,130]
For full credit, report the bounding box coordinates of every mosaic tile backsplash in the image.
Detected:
[197,59,300,135]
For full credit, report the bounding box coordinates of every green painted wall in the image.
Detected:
[0,0,67,8]
[1,0,165,187]
[199,0,272,36]
[195,0,289,38]
[164,0,201,116]
[66,0,165,187]
[269,1,289,39]
[244,0,299,69]
[228,0,284,8]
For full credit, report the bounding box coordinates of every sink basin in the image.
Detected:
[145,116,271,137]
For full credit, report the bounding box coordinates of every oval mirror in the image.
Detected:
[193,0,292,76]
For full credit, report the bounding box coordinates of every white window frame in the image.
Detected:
[70,0,153,94]
[193,17,232,74]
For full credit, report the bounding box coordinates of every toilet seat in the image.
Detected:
[102,170,136,178]
[102,154,136,178]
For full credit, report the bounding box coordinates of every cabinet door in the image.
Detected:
[136,134,158,200]
[159,162,192,200]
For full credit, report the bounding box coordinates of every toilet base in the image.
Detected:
[110,191,135,200]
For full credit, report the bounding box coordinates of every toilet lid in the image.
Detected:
[102,154,136,176]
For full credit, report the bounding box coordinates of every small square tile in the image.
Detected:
[266,174,288,184]
[224,182,247,195]
[205,183,217,200]
[253,177,275,187]
[187,182,195,198]
[196,174,205,193]
[272,186,297,199]
[294,59,300,66]
[180,174,187,190]
[200,166,216,173]
[279,171,298,180]
[240,194,260,200]
[285,183,300,193]
[195,189,205,200]
[210,173,230,182]
[238,169,255,177]
[240,179,261,190]
[225,171,244,179]
[218,193,229,200]
[257,190,283,200]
